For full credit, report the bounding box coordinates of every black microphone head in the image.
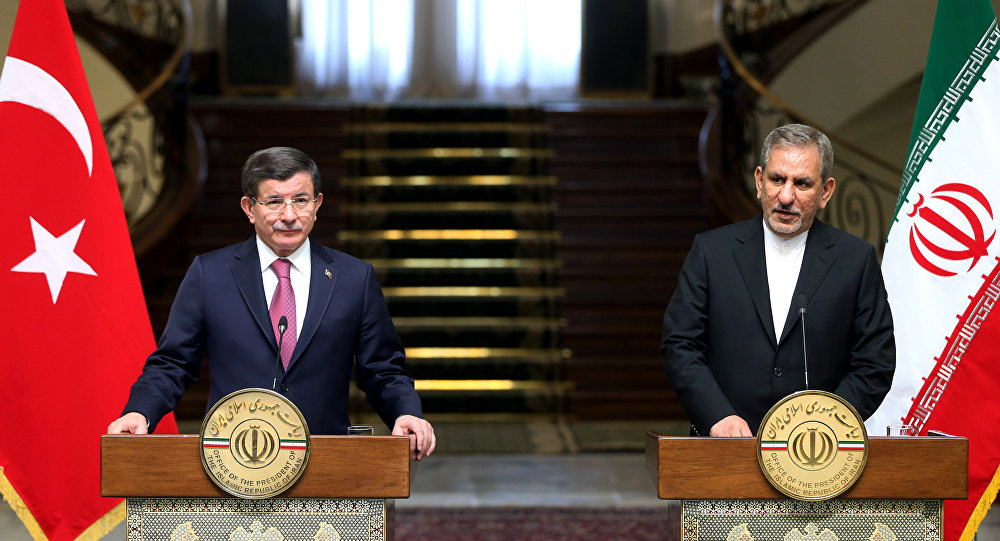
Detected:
[278,315,288,332]
[796,294,808,313]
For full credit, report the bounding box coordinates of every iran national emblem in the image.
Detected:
[907,183,995,276]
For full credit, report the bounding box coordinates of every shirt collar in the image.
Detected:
[256,236,311,273]
[762,219,808,255]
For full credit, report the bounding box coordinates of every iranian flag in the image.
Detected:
[0,0,177,540]
[866,1,1000,540]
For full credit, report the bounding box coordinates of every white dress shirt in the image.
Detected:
[763,221,808,341]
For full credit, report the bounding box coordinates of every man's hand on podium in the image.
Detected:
[709,415,753,437]
[107,412,149,434]
[392,415,436,461]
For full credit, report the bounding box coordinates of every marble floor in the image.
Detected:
[3,453,998,540]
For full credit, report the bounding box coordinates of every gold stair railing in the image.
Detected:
[710,0,903,255]
[66,0,203,255]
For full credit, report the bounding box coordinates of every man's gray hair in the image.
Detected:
[241,146,321,198]
[759,124,834,182]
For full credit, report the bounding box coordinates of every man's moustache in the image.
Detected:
[273,222,304,232]
[771,206,801,216]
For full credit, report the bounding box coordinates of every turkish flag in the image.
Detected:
[0,1,177,540]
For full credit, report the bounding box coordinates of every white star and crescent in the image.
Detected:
[0,56,94,174]
[2,56,99,303]
[12,218,97,303]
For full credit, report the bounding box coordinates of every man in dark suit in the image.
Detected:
[662,124,894,437]
[108,147,435,459]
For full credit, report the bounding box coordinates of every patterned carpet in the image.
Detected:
[395,507,672,541]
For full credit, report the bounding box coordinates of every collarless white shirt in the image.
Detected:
[256,236,311,339]
[762,220,808,342]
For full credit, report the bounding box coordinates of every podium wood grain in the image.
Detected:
[645,432,968,500]
[101,434,411,498]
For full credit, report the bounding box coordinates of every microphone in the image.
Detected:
[796,294,809,390]
[272,316,288,391]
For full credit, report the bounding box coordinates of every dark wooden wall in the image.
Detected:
[547,103,710,419]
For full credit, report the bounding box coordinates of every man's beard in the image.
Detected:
[768,205,802,234]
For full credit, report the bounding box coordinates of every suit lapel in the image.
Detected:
[778,219,837,344]
[232,237,277,350]
[732,216,777,347]
[288,242,339,368]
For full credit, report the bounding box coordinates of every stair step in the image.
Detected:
[406,347,569,362]
[392,317,565,330]
[409,365,562,381]
[350,132,546,150]
[369,258,560,270]
[415,380,572,392]
[399,333,561,349]
[343,148,555,159]
[350,105,543,123]
[340,175,556,187]
[350,215,552,230]
[384,286,564,299]
[351,244,556,259]
[341,202,556,213]
[346,122,548,133]
[338,229,561,241]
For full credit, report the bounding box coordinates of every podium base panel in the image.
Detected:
[681,499,942,541]
[126,498,391,540]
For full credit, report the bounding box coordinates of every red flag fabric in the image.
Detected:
[0,1,177,539]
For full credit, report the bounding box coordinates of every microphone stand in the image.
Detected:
[272,316,287,391]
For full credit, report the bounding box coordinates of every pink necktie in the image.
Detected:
[269,258,296,369]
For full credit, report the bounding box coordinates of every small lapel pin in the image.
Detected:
[324,269,333,279]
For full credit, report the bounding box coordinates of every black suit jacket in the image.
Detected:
[661,215,894,435]
[123,237,422,434]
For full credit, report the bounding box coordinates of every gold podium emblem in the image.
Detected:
[757,390,868,500]
[199,388,311,498]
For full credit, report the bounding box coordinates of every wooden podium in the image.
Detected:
[645,433,968,541]
[102,434,411,540]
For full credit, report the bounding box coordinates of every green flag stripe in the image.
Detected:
[893,19,1000,228]
[907,1,997,154]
